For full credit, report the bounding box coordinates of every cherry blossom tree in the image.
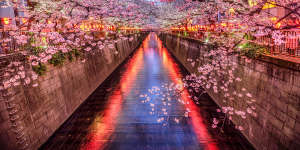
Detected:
[163,0,299,131]
[1,0,299,132]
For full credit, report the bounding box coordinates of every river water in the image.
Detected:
[40,33,254,150]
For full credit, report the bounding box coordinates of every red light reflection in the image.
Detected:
[81,33,218,150]
[155,33,219,150]
[80,35,149,150]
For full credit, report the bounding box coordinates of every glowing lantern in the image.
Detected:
[296,20,300,28]
[2,18,10,25]
[229,8,235,14]
[275,22,281,28]
[248,0,257,7]
[262,1,276,9]
[270,17,277,22]
[80,24,84,30]
[21,18,27,24]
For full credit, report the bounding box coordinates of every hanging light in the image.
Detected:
[2,18,10,25]
[262,1,276,9]
[275,22,281,29]
[21,18,27,24]
[221,23,227,27]
[229,8,235,14]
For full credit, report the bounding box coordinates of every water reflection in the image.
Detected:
[156,34,218,150]
[86,33,218,150]
[40,33,253,150]
[81,37,145,150]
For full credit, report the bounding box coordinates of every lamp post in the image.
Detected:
[0,0,16,26]
[0,0,16,53]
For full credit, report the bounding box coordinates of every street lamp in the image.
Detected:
[2,17,10,25]
[0,1,13,53]
[0,0,15,40]
[0,0,16,24]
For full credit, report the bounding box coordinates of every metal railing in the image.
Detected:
[170,30,300,59]
[256,30,300,57]
[0,30,144,55]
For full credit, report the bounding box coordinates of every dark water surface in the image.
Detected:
[40,33,254,150]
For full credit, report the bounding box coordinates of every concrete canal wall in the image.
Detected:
[159,33,300,150]
[0,33,148,150]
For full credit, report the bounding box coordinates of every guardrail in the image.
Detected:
[256,30,300,57]
[0,31,144,55]
[170,30,300,58]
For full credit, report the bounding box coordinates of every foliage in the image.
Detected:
[32,63,47,75]
[68,49,81,61]
[67,51,73,61]
[73,49,81,58]
[239,42,269,58]
[48,51,66,66]
[24,40,45,56]
[244,33,256,41]
[48,49,81,66]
